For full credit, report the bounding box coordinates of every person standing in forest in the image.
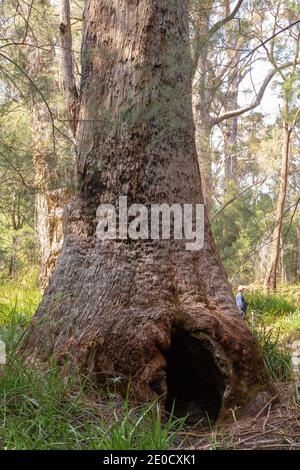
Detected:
[236,285,248,319]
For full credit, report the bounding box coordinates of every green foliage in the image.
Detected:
[0,325,184,450]
[0,302,185,450]
[270,311,300,344]
[0,270,41,325]
[0,217,38,277]
[212,190,275,282]
[246,287,299,382]
[0,278,298,451]
[87,401,185,451]
[247,290,297,321]
[251,327,292,382]
[0,106,37,275]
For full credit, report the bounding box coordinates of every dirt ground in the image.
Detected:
[178,383,300,450]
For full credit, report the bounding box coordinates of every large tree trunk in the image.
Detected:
[21,0,273,421]
[265,120,290,291]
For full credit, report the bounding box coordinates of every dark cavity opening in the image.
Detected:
[165,330,226,426]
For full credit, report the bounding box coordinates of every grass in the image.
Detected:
[0,277,299,449]
[0,370,185,450]
[247,290,297,323]
[251,327,292,381]
[0,273,186,450]
[247,286,300,382]
[269,311,300,343]
[0,270,41,326]
[0,326,185,450]
[247,287,300,342]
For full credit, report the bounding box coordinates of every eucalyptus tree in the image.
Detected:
[262,0,300,290]
[20,0,273,420]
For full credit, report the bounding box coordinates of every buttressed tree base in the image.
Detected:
[21,0,275,422]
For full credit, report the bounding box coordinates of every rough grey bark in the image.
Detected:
[21,0,274,417]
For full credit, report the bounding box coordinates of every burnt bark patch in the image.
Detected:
[164,329,226,425]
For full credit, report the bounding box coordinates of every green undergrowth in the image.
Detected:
[0,270,42,326]
[0,321,185,450]
[0,278,299,449]
[247,286,299,382]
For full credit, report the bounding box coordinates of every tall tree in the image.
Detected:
[21,0,273,419]
[25,4,67,287]
[1,0,71,285]
[264,2,300,290]
[265,106,298,290]
[59,0,80,138]
[297,226,300,281]
[191,0,300,213]
[221,0,243,193]
[191,0,215,208]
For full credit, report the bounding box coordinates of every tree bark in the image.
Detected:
[59,0,79,137]
[297,226,300,282]
[16,0,69,287]
[8,193,23,277]
[30,101,67,287]
[21,0,273,420]
[191,0,215,209]
[192,72,214,209]
[222,0,241,194]
[265,121,290,291]
[222,76,239,194]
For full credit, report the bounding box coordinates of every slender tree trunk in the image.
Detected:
[21,0,273,420]
[192,0,214,209]
[8,237,16,277]
[192,72,214,209]
[222,82,239,243]
[8,256,14,277]
[223,85,238,193]
[265,121,291,291]
[297,226,300,282]
[222,0,240,194]
[8,195,22,277]
[279,234,286,284]
[59,0,79,137]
